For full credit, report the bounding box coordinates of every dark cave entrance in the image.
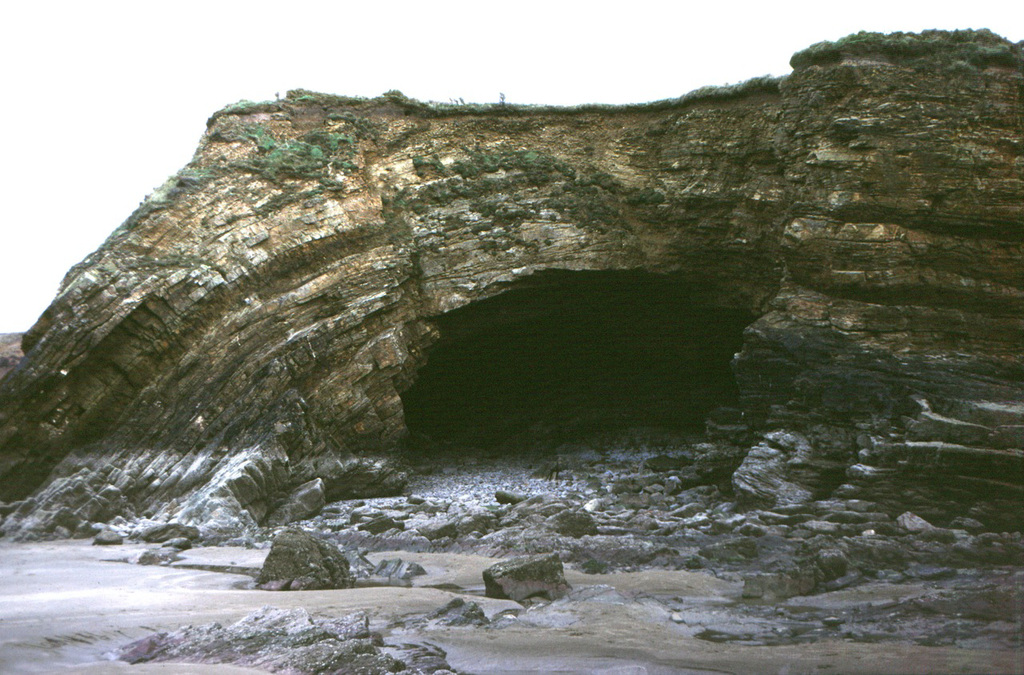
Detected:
[401,270,753,450]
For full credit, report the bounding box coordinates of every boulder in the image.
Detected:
[92,529,123,546]
[546,509,598,537]
[742,570,817,600]
[361,558,427,587]
[732,440,813,508]
[699,537,759,563]
[949,516,986,533]
[357,515,404,535]
[138,522,201,544]
[906,409,992,446]
[257,528,354,590]
[308,457,408,502]
[896,512,935,532]
[815,548,849,582]
[452,506,498,537]
[161,537,192,550]
[417,519,458,541]
[427,597,490,627]
[495,490,527,505]
[483,553,571,603]
[265,478,326,526]
[137,549,181,566]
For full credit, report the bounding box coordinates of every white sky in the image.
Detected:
[0,0,1020,333]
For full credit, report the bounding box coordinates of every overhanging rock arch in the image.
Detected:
[1,31,1021,539]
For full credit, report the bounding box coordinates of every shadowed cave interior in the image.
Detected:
[401,271,755,451]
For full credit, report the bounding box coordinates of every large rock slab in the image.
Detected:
[118,606,416,673]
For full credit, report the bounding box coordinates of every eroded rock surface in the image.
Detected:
[0,30,1021,540]
[257,527,354,590]
[0,334,22,382]
[118,606,425,673]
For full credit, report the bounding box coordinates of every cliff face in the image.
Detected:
[1,30,1021,539]
[0,334,22,382]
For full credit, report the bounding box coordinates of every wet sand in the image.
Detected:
[1,541,1020,674]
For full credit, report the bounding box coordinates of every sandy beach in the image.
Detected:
[2,540,1019,674]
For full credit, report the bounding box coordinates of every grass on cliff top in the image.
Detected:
[208,75,782,124]
[208,30,1018,124]
[791,28,1022,71]
[314,77,782,116]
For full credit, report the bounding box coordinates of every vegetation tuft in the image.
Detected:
[790,29,1022,71]
[239,126,358,181]
[412,155,446,178]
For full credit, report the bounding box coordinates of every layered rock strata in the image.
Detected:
[0,30,1020,539]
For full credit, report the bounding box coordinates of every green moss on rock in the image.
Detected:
[238,125,359,181]
[791,29,1022,71]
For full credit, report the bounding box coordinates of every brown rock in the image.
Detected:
[0,30,1020,540]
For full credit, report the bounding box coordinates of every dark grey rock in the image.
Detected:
[896,512,935,532]
[92,529,123,546]
[138,523,201,543]
[257,528,353,590]
[266,478,326,526]
[417,519,458,541]
[815,548,849,582]
[732,439,813,508]
[117,606,410,674]
[821,570,863,592]
[161,537,192,550]
[906,564,956,580]
[372,558,427,582]
[495,490,527,505]
[546,509,598,537]
[137,548,181,566]
[907,409,992,446]
[949,516,986,533]
[742,570,816,600]
[699,537,759,563]
[453,506,498,536]
[428,597,490,626]
[483,553,570,603]
[357,516,404,534]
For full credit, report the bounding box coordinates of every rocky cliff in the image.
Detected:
[0,334,22,382]
[1,30,1021,540]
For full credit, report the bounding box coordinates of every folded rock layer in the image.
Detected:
[0,30,1021,538]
